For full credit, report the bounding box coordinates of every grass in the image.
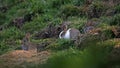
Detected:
[68,17,87,31]
[37,42,114,68]
[0,27,24,54]
[0,0,120,68]
[109,14,120,26]
[22,15,47,33]
[0,27,24,40]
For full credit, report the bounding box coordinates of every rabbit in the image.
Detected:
[21,33,31,51]
[21,33,37,53]
[59,23,82,47]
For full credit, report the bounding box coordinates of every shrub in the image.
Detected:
[60,5,79,17]
[115,4,120,13]
[0,13,6,25]
[5,0,45,26]
[109,14,120,26]
[67,17,87,31]
[0,39,21,55]
[41,44,112,68]
[47,39,74,50]
[0,40,10,55]
[0,27,24,41]
[22,15,46,33]
[72,0,86,6]
[0,0,24,9]
[101,29,115,40]
[28,0,45,14]
[87,1,107,18]
[0,27,24,54]
[49,0,72,8]
[48,0,86,9]
[59,4,86,18]
[99,16,112,25]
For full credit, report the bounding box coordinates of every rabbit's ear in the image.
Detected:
[62,24,68,31]
[25,32,31,39]
[26,32,30,36]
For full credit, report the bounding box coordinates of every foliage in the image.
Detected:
[0,0,23,8]
[40,43,113,68]
[0,40,10,55]
[58,4,86,18]
[101,29,115,40]
[87,1,108,18]
[4,0,46,25]
[47,39,74,50]
[72,0,86,6]
[0,27,23,54]
[115,4,120,13]
[0,27,24,40]
[22,15,46,33]
[48,0,72,8]
[0,13,6,25]
[109,14,120,26]
[99,16,111,26]
[68,17,87,31]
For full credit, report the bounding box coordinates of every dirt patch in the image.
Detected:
[0,50,50,68]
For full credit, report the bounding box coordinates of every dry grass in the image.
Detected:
[0,50,50,68]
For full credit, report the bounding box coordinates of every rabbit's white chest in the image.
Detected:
[59,29,71,39]
[64,29,71,39]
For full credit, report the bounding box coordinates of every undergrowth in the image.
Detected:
[0,0,120,68]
